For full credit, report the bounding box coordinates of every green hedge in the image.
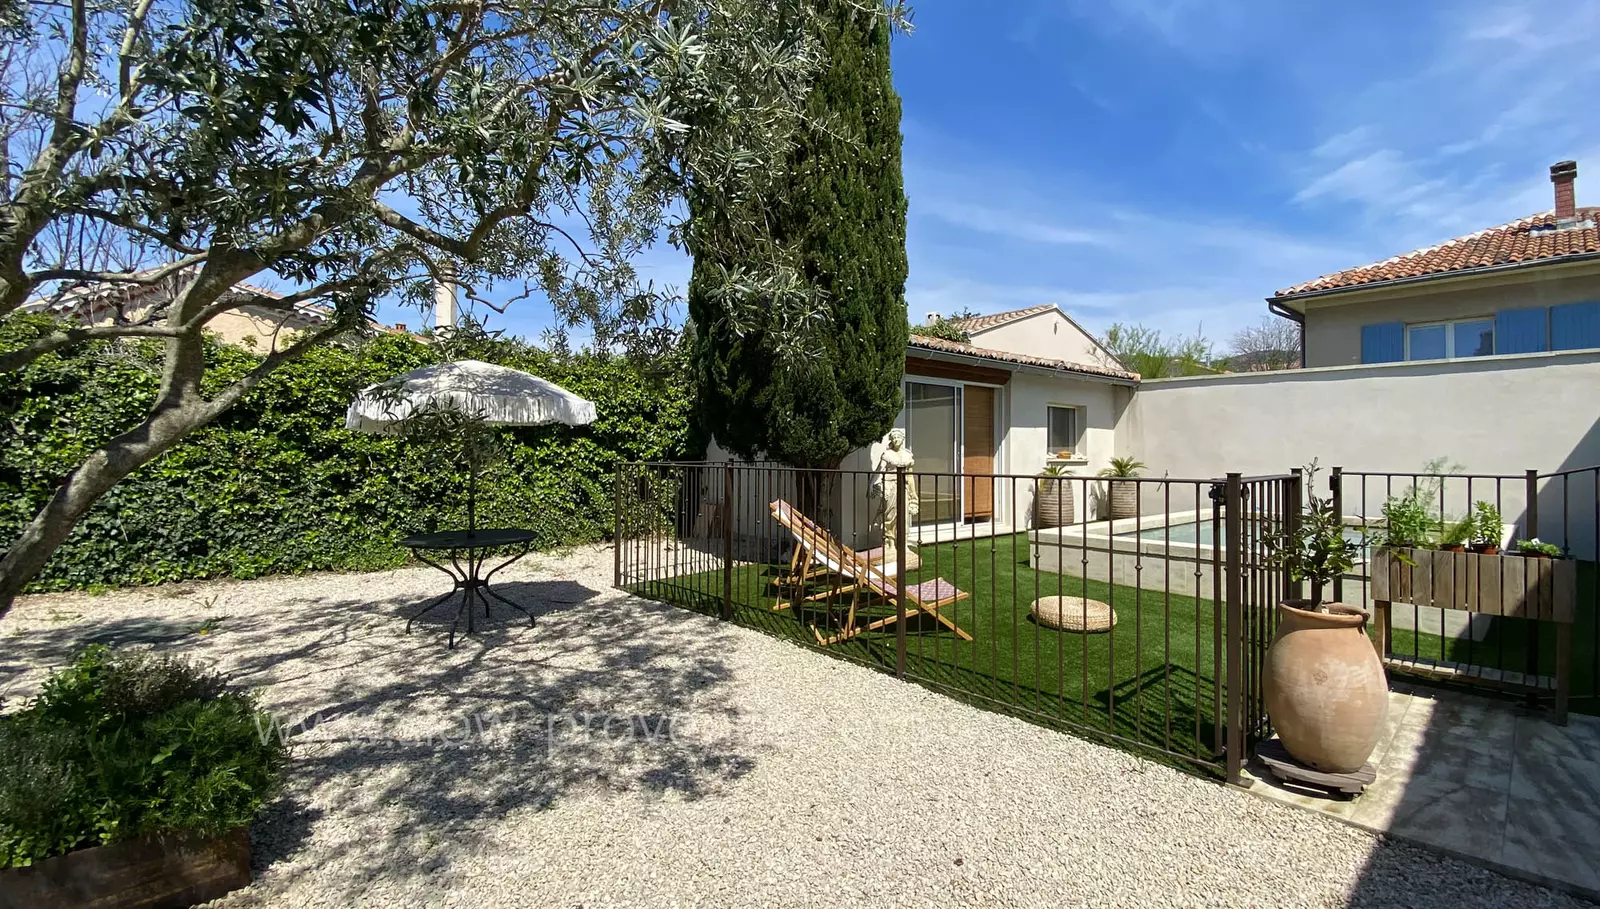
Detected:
[0,327,697,592]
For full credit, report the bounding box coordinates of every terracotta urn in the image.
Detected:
[1263,601,1389,773]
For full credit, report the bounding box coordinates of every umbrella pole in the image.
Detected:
[464,424,478,535]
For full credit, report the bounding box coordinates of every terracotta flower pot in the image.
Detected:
[1035,478,1073,529]
[1440,543,1466,553]
[1472,543,1500,555]
[1263,601,1389,773]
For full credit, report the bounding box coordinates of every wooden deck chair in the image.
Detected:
[770,499,890,599]
[769,499,973,647]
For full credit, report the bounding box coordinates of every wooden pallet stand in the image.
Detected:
[1255,738,1376,796]
[1371,547,1575,724]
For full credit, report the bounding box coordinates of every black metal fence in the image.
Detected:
[614,461,1296,781]
[1330,465,1599,705]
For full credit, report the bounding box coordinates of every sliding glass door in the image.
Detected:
[904,381,960,523]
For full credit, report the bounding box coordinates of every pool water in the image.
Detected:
[1121,520,1367,548]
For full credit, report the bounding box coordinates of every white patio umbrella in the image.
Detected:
[346,359,598,530]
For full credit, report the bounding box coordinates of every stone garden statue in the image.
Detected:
[872,428,919,563]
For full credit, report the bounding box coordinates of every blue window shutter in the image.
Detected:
[1551,301,1600,351]
[1495,307,1548,354]
[1360,322,1404,363]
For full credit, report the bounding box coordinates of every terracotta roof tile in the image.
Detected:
[945,304,1055,333]
[906,334,1137,381]
[1275,207,1600,298]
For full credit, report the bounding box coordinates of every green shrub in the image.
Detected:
[0,326,697,592]
[0,646,288,868]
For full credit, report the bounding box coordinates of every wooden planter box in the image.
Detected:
[1371,547,1575,723]
[0,827,250,909]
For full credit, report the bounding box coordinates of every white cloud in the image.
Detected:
[1290,0,1600,248]
[919,198,1113,248]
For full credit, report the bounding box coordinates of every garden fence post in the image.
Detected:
[895,465,908,680]
[613,464,624,588]
[1288,467,1304,605]
[1525,468,1540,683]
[722,463,734,621]
[1329,467,1343,603]
[1224,472,1245,785]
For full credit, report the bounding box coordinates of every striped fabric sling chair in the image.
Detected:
[768,499,972,647]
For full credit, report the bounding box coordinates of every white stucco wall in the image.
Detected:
[968,309,1117,368]
[1120,349,1600,478]
[1118,350,1600,552]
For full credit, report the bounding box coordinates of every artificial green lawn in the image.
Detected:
[633,532,1229,766]
[628,532,1598,771]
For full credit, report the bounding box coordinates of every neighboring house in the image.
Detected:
[1269,160,1600,368]
[24,269,412,350]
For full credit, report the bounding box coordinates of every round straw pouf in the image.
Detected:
[1031,595,1117,633]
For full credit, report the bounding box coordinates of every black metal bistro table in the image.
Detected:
[401,528,538,647]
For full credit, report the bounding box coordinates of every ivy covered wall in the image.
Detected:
[0,330,697,592]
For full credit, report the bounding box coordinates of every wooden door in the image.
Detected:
[962,386,995,522]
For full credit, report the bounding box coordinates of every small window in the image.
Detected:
[1406,318,1494,360]
[1047,405,1079,454]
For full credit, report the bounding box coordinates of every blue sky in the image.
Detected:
[396,0,1600,348]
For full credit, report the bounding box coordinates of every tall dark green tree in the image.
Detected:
[688,0,909,468]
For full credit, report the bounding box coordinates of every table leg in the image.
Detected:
[483,583,536,627]
[406,588,459,632]
[448,548,477,636]
[448,588,471,649]
[410,540,537,646]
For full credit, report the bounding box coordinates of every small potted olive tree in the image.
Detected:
[1261,462,1388,774]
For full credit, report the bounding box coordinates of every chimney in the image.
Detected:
[925,311,940,325]
[393,322,406,333]
[433,263,458,330]
[1551,160,1578,220]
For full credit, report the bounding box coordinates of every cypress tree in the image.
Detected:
[688,0,909,468]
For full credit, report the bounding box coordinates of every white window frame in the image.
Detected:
[1046,404,1083,456]
[1404,317,1495,361]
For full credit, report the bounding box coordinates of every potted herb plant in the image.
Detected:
[1517,538,1562,559]
[1436,515,1473,552]
[1098,456,1145,521]
[1035,465,1074,529]
[1470,500,1503,554]
[1261,462,1389,774]
[1371,490,1435,552]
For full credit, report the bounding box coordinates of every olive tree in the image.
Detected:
[0,0,910,610]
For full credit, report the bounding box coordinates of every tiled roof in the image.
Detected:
[945,304,1055,333]
[906,334,1138,382]
[1275,208,1600,298]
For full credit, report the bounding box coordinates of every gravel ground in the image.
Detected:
[0,545,1589,909]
